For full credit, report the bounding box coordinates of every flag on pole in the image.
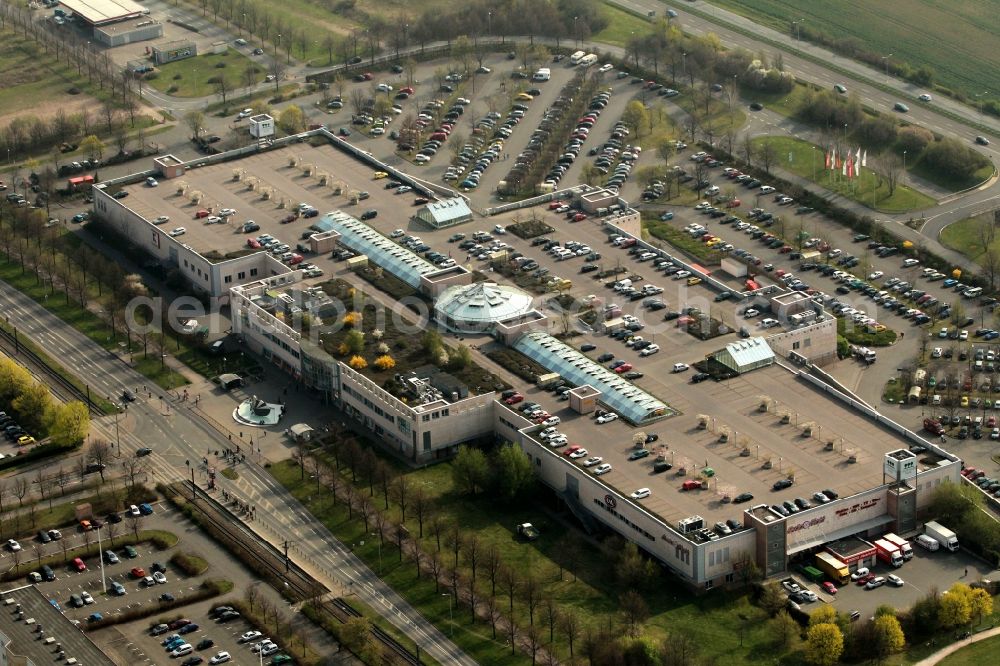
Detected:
[855,147,862,165]
[841,157,847,176]
[847,156,854,179]
[831,148,837,170]
[861,150,867,167]
[824,149,830,169]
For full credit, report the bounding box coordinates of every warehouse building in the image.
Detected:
[59,0,163,46]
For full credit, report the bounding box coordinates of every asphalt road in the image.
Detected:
[0,282,474,666]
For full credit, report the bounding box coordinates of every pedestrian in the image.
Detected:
[900,331,904,339]
[965,567,968,577]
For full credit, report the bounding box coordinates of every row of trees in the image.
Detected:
[0,357,89,445]
[0,202,182,369]
[293,435,693,665]
[0,2,143,162]
[757,577,992,665]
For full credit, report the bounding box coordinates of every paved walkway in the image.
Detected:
[913,626,1000,665]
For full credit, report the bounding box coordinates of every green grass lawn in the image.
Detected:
[272,456,781,665]
[938,634,1000,665]
[593,4,655,47]
[940,212,1000,268]
[0,28,101,119]
[751,136,937,213]
[147,52,267,98]
[704,0,999,106]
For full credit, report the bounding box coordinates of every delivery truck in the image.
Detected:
[874,539,904,568]
[815,552,850,584]
[924,521,959,551]
[882,533,913,560]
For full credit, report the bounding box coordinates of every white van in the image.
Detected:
[761,318,780,329]
[614,279,633,291]
[704,185,720,196]
[569,50,586,65]
[916,534,940,551]
[532,68,551,81]
[579,54,599,68]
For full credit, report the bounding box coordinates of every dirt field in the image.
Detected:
[0,29,103,125]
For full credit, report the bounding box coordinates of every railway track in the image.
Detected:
[0,325,105,416]
[175,482,420,665]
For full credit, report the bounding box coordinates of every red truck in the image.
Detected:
[874,539,904,568]
[923,418,944,435]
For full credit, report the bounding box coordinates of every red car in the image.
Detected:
[857,573,875,586]
[821,582,837,595]
[614,363,633,373]
[280,213,297,224]
[682,480,703,491]
[194,210,210,219]
[168,618,192,630]
[246,238,261,248]
[504,394,524,405]
[563,445,581,457]
[362,72,373,81]
[572,213,587,222]
[400,86,415,95]
[726,199,742,207]
[288,254,304,265]
[72,557,87,572]
[130,567,146,578]
[548,201,563,210]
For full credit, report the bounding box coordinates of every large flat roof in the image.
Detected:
[59,0,146,25]
[120,143,421,260]
[0,584,115,665]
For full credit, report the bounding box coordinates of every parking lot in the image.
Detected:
[2,501,328,665]
[783,545,993,622]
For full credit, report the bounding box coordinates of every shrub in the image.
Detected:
[348,355,368,370]
[343,312,362,327]
[336,342,349,356]
[373,355,395,370]
[170,552,209,576]
[215,62,226,68]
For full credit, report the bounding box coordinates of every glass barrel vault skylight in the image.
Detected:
[513,330,673,425]
[320,211,438,288]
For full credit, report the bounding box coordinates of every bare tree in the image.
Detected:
[410,488,429,537]
[87,439,112,482]
[500,565,518,615]
[876,153,903,196]
[484,592,501,639]
[541,596,558,643]
[268,57,286,93]
[559,609,581,658]
[522,573,541,626]
[13,476,29,507]
[392,476,409,522]
[213,73,231,106]
[244,582,261,613]
[427,550,443,593]
[757,140,777,175]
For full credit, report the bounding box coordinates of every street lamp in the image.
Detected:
[882,53,893,80]
[902,150,907,188]
[792,19,803,41]
[975,91,990,118]
[574,16,579,48]
[441,593,454,636]
[371,532,382,574]
[487,11,492,38]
